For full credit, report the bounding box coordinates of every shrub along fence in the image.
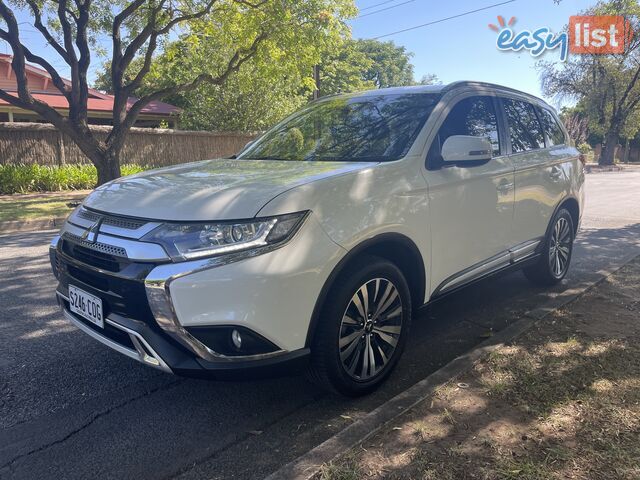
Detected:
[0,122,257,167]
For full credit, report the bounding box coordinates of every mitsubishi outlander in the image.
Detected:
[50,82,584,396]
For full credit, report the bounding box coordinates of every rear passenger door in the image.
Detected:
[425,95,515,294]
[500,98,570,247]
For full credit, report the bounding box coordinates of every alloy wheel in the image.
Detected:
[338,278,403,380]
[549,216,572,278]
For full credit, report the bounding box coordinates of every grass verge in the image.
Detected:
[0,191,88,223]
[322,258,640,480]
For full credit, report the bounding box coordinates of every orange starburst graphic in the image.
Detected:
[489,15,516,32]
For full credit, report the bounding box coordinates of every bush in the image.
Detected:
[577,142,593,155]
[0,164,147,194]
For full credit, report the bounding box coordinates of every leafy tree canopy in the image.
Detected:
[95,33,436,131]
[538,0,640,164]
[1,0,356,182]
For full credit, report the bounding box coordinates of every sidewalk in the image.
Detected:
[321,258,640,480]
[585,162,640,173]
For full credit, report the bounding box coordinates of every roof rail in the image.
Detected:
[442,80,551,107]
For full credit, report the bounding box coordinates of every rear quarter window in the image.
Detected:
[538,108,566,146]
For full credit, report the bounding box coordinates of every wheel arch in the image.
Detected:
[552,196,580,236]
[305,233,427,348]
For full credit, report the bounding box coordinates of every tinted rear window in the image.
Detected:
[538,108,566,146]
[503,98,545,153]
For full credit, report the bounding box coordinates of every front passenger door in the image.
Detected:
[424,95,515,295]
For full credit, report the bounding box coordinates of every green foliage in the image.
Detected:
[576,142,593,154]
[93,25,433,132]
[94,0,357,132]
[0,164,146,194]
[318,39,418,96]
[538,0,640,163]
[353,39,416,88]
[417,73,441,85]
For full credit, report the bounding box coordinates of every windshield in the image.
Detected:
[238,93,440,162]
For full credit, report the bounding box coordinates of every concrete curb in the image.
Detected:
[264,251,640,480]
[0,217,66,234]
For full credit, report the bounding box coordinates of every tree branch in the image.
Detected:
[56,0,78,66]
[156,0,218,35]
[25,0,70,64]
[109,31,267,147]
[0,87,34,110]
[617,62,640,113]
[118,1,166,75]
[0,28,68,96]
[112,0,146,66]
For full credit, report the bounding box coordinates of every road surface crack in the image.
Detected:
[0,379,183,474]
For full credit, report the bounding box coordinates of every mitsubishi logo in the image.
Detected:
[81,218,102,244]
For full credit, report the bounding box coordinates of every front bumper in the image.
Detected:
[49,208,342,377]
[56,291,310,378]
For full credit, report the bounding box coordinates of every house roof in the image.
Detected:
[0,53,180,116]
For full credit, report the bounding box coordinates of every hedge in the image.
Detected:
[0,164,147,194]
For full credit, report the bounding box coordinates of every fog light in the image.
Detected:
[231,329,242,349]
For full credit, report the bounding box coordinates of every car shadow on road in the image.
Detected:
[1,223,639,480]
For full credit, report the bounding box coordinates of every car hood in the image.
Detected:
[83,159,376,221]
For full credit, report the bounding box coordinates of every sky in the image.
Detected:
[350,0,595,105]
[2,0,596,107]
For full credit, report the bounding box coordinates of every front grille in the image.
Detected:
[57,254,161,331]
[62,239,125,272]
[78,208,147,231]
[62,232,127,258]
[67,264,109,291]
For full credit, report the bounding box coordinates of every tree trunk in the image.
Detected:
[95,148,122,186]
[599,131,619,166]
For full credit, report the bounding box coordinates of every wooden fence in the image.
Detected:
[0,122,257,167]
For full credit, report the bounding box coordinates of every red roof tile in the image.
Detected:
[0,54,180,116]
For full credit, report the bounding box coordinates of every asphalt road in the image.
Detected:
[2,168,640,480]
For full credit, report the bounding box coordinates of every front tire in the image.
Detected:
[309,255,412,396]
[524,208,575,286]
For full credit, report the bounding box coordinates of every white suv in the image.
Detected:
[50,82,584,396]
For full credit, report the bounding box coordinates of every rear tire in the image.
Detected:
[524,208,574,286]
[308,255,412,397]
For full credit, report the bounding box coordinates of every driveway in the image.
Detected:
[1,169,640,480]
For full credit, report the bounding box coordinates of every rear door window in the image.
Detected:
[538,108,566,146]
[502,99,545,153]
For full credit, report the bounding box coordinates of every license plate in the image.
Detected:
[68,285,104,328]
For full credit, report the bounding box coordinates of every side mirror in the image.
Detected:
[441,135,493,163]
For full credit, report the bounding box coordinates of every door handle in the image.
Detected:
[550,166,563,180]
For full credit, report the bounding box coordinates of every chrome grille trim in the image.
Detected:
[69,207,162,240]
[60,222,171,262]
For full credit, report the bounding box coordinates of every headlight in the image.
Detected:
[143,211,309,261]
